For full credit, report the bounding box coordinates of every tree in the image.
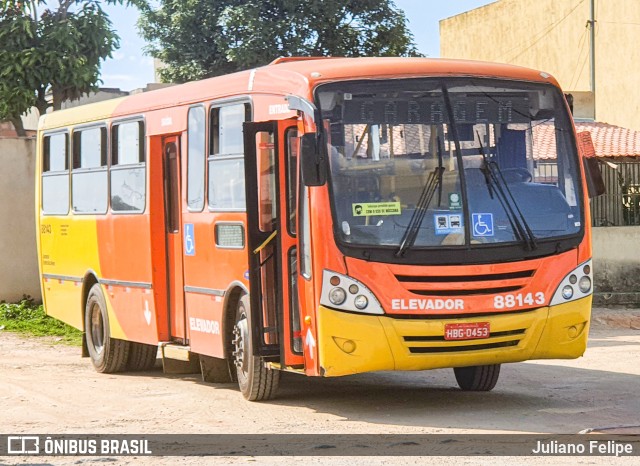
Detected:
[0,0,142,136]
[137,0,241,84]
[138,0,422,84]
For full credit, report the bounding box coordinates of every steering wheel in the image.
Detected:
[501,167,532,183]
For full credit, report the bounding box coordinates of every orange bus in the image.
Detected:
[37,57,602,400]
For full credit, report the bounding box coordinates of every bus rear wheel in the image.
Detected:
[127,342,158,371]
[232,294,279,401]
[84,284,130,373]
[453,364,501,391]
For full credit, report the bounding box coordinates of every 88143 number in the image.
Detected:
[494,292,545,309]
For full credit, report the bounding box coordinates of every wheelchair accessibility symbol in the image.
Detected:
[472,213,494,237]
[184,223,195,256]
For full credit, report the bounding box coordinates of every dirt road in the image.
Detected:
[1,323,639,464]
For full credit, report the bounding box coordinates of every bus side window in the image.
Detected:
[286,128,299,235]
[187,106,206,211]
[256,131,276,231]
[42,132,70,215]
[299,183,312,280]
[111,121,146,213]
[72,126,108,214]
[208,103,251,210]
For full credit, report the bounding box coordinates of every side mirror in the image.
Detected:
[577,131,605,197]
[584,158,606,198]
[300,133,327,186]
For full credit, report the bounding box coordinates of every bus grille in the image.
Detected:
[402,328,527,354]
[394,270,535,296]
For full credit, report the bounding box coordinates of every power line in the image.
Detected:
[568,27,589,90]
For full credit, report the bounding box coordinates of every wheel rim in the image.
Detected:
[233,313,249,377]
[89,302,105,355]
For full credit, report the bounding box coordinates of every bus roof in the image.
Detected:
[39,57,559,131]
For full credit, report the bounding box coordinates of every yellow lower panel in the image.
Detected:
[42,278,83,331]
[317,297,591,377]
[530,296,591,359]
[317,306,396,376]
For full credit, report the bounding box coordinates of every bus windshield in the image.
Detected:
[317,78,582,257]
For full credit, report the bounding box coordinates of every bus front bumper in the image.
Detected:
[316,297,591,377]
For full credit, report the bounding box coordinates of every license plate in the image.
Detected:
[444,322,490,341]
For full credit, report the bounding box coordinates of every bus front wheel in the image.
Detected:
[453,364,501,391]
[84,284,130,373]
[232,294,279,401]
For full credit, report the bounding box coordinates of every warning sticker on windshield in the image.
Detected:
[434,213,463,235]
[449,193,462,210]
[352,202,401,216]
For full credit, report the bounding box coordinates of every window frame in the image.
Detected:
[284,127,299,237]
[207,97,253,212]
[41,129,70,216]
[164,140,180,233]
[71,123,109,215]
[187,104,207,213]
[299,182,312,280]
[110,117,147,215]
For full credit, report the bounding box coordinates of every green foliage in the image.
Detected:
[0,0,145,122]
[138,0,240,83]
[138,0,422,83]
[0,4,38,121]
[0,297,82,345]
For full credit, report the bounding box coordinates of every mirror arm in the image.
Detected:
[285,95,322,137]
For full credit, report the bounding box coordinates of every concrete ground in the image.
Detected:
[1,307,639,465]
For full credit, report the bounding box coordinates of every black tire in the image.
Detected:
[453,364,501,391]
[84,284,130,373]
[127,342,158,371]
[232,294,279,401]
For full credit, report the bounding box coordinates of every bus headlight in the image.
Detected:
[562,285,574,300]
[550,260,593,305]
[578,276,592,293]
[354,295,368,310]
[329,287,347,305]
[321,270,383,315]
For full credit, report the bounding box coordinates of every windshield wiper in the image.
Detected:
[436,135,444,207]
[396,166,444,257]
[476,132,537,250]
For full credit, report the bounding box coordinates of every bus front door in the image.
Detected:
[243,120,304,367]
[162,136,187,343]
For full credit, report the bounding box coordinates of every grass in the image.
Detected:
[0,297,82,346]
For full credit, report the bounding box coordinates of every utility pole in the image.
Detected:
[588,0,596,119]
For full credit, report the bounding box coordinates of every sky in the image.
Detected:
[99,0,496,92]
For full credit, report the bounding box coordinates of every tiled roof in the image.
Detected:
[574,121,640,158]
[533,121,640,159]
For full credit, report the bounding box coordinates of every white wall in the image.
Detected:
[592,227,640,306]
[0,138,41,302]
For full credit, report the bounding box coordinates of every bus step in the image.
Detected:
[266,362,305,374]
[159,343,200,374]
